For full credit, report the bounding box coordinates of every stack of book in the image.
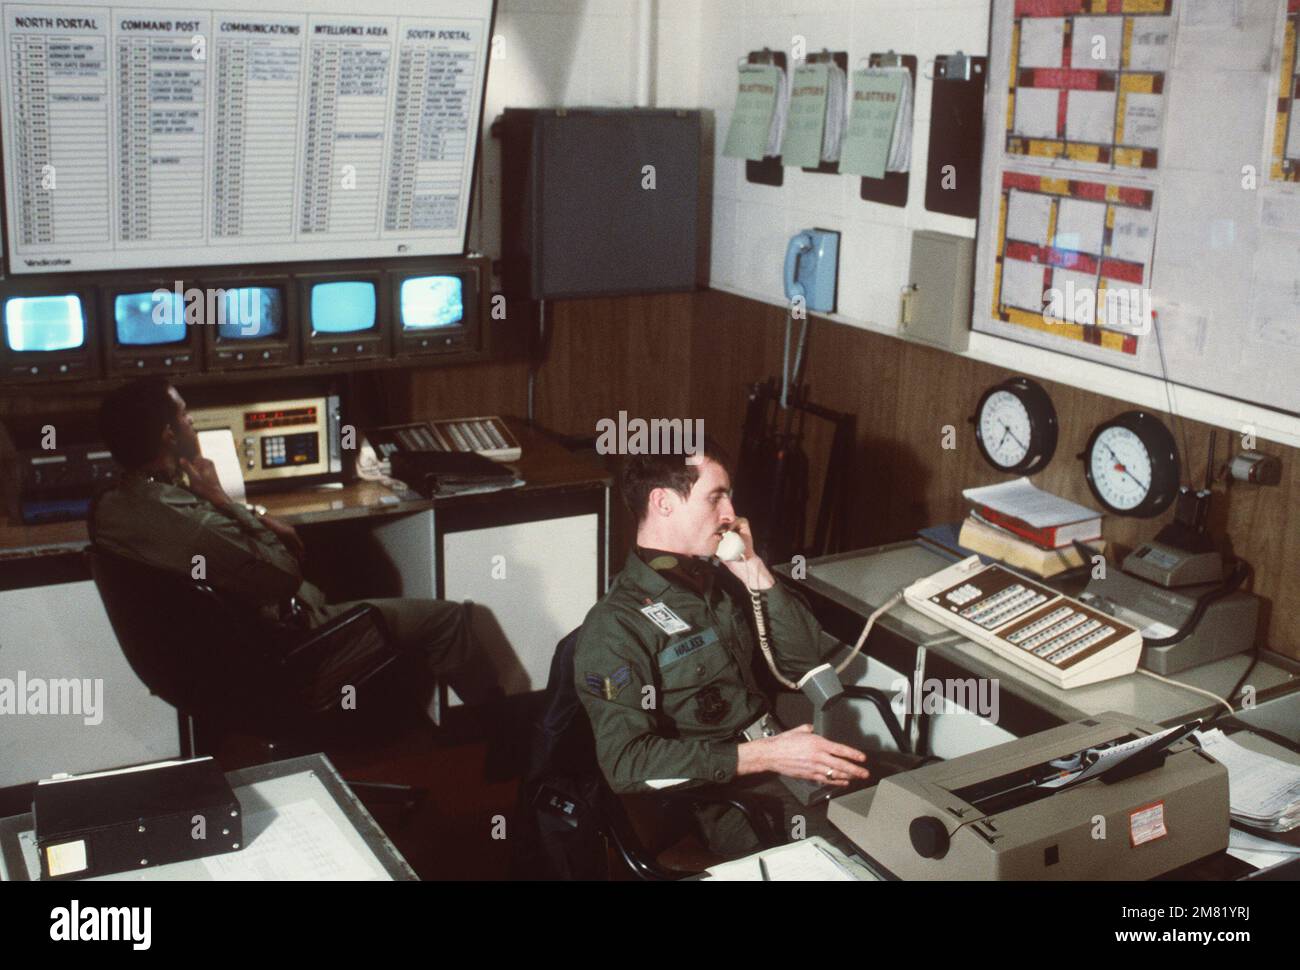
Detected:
[956,478,1104,579]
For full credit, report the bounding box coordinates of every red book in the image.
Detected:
[971,505,1101,550]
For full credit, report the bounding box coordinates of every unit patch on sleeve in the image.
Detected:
[640,602,691,635]
[584,664,632,701]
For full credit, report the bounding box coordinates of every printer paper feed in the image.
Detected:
[1196,729,1300,832]
[0,0,492,273]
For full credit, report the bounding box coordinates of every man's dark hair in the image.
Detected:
[620,439,730,523]
[99,376,177,470]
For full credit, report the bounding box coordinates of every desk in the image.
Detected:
[0,754,417,881]
[782,541,1300,742]
[0,418,611,789]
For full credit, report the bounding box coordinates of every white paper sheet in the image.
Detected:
[704,837,870,881]
[201,797,384,880]
[197,429,246,503]
[963,477,1100,528]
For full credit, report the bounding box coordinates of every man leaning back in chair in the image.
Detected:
[93,376,500,716]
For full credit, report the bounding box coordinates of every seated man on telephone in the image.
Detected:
[93,376,500,715]
[574,446,870,856]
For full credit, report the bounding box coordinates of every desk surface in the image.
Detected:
[0,753,417,881]
[786,541,1300,730]
[0,417,610,556]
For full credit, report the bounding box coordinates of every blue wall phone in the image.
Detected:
[783,228,840,313]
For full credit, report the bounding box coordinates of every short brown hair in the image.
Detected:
[619,440,730,523]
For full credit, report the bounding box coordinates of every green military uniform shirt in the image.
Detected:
[93,472,332,627]
[574,548,825,794]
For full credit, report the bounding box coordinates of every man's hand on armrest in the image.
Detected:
[737,724,870,788]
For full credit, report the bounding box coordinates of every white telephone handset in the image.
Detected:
[716,530,746,563]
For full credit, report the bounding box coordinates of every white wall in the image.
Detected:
[470,0,703,260]
[480,1,1300,446]
[704,0,990,322]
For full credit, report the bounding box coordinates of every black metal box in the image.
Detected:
[34,757,242,880]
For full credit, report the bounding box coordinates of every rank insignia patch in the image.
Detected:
[640,602,690,635]
[584,664,632,701]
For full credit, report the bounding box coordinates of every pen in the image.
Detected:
[910,646,927,752]
[813,841,859,880]
[758,855,770,881]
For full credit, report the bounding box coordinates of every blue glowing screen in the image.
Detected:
[216,287,284,340]
[114,291,187,346]
[311,281,377,334]
[3,294,86,352]
[400,276,463,330]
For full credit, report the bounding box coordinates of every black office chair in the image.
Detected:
[85,537,426,808]
[512,629,783,880]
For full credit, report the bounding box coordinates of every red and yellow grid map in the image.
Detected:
[1271,0,1300,182]
[1005,0,1174,171]
[991,169,1155,354]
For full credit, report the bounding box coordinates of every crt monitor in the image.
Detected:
[300,274,388,363]
[203,279,297,370]
[391,255,487,359]
[104,283,201,375]
[0,287,99,382]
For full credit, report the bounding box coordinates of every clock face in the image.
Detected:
[977,390,1033,469]
[1087,425,1154,512]
[972,377,1058,474]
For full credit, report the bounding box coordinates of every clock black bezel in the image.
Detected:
[972,376,1059,475]
[1081,410,1180,518]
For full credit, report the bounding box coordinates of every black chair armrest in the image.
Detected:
[657,784,784,850]
[277,605,400,714]
[601,804,683,882]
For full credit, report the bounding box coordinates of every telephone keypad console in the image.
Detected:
[371,417,521,463]
[905,556,1141,689]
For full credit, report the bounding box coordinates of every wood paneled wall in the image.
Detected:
[400,289,1300,659]
[7,287,1292,656]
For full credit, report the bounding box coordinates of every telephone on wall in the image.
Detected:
[783,228,840,314]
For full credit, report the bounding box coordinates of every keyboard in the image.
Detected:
[904,556,1141,689]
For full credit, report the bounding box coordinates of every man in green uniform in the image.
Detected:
[93,377,498,710]
[575,447,870,856]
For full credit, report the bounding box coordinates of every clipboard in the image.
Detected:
[858,51,917,208]
[745,48,785,187]
[924,52,987,218]
[801,49,848,175]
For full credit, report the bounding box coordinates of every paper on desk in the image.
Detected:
[704,837,867,881]
[1196,729,1300,830]
[197,429,246,503]
[962,478,1100,528]
[201,797,385,881]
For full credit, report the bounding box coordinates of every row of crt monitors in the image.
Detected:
[0,256,490,383]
